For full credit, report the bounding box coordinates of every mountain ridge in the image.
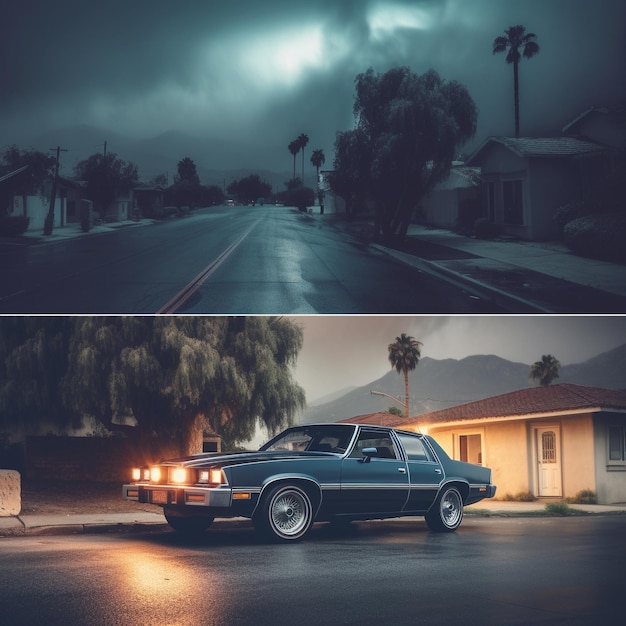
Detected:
[299,344,626,424]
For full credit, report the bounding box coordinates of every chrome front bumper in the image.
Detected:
[122,484,232,507]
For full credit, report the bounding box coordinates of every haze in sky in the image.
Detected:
[3,0,624,174]
[289,315,626,403]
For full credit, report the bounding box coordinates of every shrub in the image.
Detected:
[0,215,30,235]
[544,501,573,516]
[563,213,626,263]
[501,491,536,502]
[553,201,588,231]
[566,489,597,505]
[474,217,499,239]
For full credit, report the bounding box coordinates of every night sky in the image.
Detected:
[3,0,625,175]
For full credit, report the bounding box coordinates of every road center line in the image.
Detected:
[156,218,261,314]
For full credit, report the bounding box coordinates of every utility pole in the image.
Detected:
[44,146,68,235]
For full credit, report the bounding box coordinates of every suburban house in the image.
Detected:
[418,104,624,241]
[341,384,626,505]
[465,136,614,241]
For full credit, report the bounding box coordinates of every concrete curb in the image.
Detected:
[372,244,550,312]
[2,504,624,537]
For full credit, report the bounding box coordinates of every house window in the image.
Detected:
[608,426,626,463]
[541,431,557,463]
[486,182,496,221]
[459,434,482,465]
[502,179,523,225]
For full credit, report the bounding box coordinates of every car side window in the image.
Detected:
[397,433,434,462]
[349,430,398,459]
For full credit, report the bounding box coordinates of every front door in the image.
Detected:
[536,426,562,497]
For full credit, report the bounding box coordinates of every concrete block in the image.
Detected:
[0,470,21,516]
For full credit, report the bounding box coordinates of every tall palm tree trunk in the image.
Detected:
[404,371,410,417]
[513,61,520,137]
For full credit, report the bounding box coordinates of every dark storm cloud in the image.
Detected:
[2,0,624,172]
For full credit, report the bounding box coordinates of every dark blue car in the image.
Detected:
[123,423,496,541]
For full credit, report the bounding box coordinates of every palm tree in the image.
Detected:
[492,25,540,137]
[297,133,309,184]
[288,140,300,180]
[310,149,325,184]
[529,355,561,387]
[388,334,422,417]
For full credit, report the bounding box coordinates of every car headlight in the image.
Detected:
[171,467,188,484]
[197,468,224,485]
[132,468,150,482]
[150,467,162,483]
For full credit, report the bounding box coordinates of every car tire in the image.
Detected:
[424,486,464,532]
[254,484,314,542]
[164,509,214,534]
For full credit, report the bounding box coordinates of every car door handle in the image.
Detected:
[434,469,442,474]
[398,468,406,474]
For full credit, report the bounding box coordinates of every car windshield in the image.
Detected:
[260,425,356,453]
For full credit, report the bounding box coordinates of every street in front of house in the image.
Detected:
[0,206,500,314]
[1,516,623,625]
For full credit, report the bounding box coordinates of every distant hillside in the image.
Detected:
[299,344,626,423]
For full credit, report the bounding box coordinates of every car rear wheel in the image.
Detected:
[425,486,463,532]
[254,484,314,542]
[164,508,214,534]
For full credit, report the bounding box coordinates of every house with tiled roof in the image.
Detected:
[465,134,615,241]
[344,384,626,505]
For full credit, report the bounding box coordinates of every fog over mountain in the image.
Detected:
[299,343,626,423]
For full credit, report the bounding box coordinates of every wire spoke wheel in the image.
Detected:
[440,489,463,527]
[425,486,464,532]
[257,484,314,541]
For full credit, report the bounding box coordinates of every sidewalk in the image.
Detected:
[375,224,626,313]
[1,500,625,537]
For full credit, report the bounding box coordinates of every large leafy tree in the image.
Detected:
[74,152,138,215]
[492,25,540,137]
[388,334,422,418]
[227,174,272,205]
[0,317,305,453]
[175,157,200,185]
[529,355,560,387]
[329,128,370,217]
[333,67,477,238]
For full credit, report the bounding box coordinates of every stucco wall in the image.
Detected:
[560,414,595,497]
[429,416,604,501]
[429,421,531,498]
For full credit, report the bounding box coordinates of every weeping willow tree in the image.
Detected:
[0,316,305,453]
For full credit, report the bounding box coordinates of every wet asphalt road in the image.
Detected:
[1,516,623,625]
[0,206,500,314]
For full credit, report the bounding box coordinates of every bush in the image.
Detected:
[566,489,597,504]
[0,215,30,235]
[553,201,588,231]
[474,217,499,239]
[563,213,626,263]
[544,501,573,516]
[501,491,536,502]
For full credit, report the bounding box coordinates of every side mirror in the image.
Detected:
[360,447,378,463]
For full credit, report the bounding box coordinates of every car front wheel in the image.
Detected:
[254,484,314,542]
[425,486,463,532]
[164,508,214,534]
